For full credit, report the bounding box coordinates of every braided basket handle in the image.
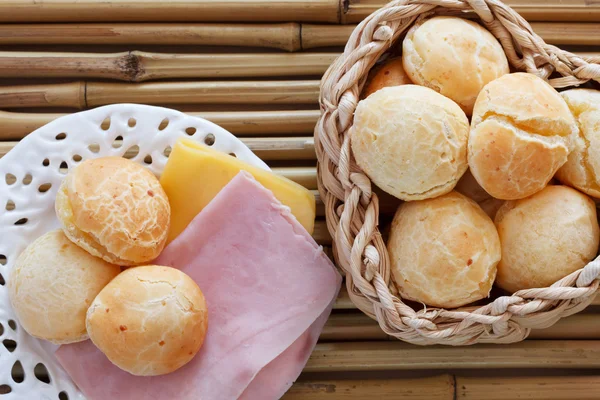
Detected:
[315,0,600,345]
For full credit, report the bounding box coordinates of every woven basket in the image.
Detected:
[315,0,600,346]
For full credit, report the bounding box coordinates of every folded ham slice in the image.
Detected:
[56,171,341,399]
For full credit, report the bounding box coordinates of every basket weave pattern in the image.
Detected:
[315,0,600,345]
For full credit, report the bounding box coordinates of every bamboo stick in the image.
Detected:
[0,0,340,23]
[342,0,600,23]
[0,52,336,81]
[301,23,600,49]
[2,22,597,50]
[287,376,600,400]
[0,23,303,52]
[286,375,455,400]
[457,376,600,400]
[305,341,600,372]
[0,81,320,109]
[320,312,600,342]
[0,110,320,140]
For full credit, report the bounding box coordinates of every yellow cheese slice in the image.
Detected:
[161,138,316,243]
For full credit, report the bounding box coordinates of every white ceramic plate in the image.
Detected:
[0,104,269,400]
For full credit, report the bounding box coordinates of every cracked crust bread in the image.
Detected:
[468,73,577,200]
[86,265,208,376]
[402,16,509,116]
[351,84,469,201]
[555,89,600,197]
[8,230,120,344]
[494,185,599,293]
[361,57,413,99]
[56,156,171,266]
[388,191,501,308]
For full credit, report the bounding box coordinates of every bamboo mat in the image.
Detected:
[1,1,600,399]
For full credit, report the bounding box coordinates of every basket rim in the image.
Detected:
[314,0,600,346]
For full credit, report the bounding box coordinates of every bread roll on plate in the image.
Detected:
[8,230,120,344]
[555,89,600,197]
[495,185,599,293]
[361,57,412,99]
[468,73,577,200]
[402,16,509,115]
[352,84,469,201]
[87,265,208,376]
[388,191,500,308]
[56,157,170,266]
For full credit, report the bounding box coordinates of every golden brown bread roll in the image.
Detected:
[86,265,208,376]
[402,16,509,115]
[495,185,599,293]
[388,191,501,308]
[56,157,170,266]
[468,73,577,200]
[361,57,412,99]
[351,84,469,201]
[8,230,120,344]
[555,89,600,197]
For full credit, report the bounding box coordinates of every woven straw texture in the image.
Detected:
[315,0,600,345]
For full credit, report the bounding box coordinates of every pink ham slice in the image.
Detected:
[55,171,341,399]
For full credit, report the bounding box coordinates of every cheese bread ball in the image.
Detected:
[468,73,577,200]
[352,85,469,201]
[555,89,600,197]
[56,156,170,266]
[388,191,501,308]
[361,57,412,99]
[86,265,208,376]
[402,16,509,115]
[495,185,599,293]
[8,230,120,344]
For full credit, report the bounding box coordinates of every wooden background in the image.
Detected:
[1,1,600,399]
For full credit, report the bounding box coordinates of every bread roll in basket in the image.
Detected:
[315,0,600,345]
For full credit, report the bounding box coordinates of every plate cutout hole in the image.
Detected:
[59,391,69,400]
[0,272,4,286]
[0,385,11,395]
[72,154,82,162]
[22,174,32,185]
[42,158,50,167]
[59,161,68,174]
[128,118,137,128]
[185,127,196,136]
[14,218,28,226]
[88,143,100,154]
[204,134,215,146]
[2,340,15,353]
[38,183,52,193]
[8,321,16,331]
[5,174,16,185]
[124,145,139,160]
[144,155,153,165]
[229,153,237,158]
[158,118,169,131]
[5,200,15,211]
[101,117,111,131]
[112,135,124,149]
[0,323,3,337]
[163,146,172,158]
[11,361,24,384]
[0,255,5,265]
[34,363,51,384]
[55,132,67,141]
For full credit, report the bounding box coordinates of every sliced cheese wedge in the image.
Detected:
[160,138,316,243]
